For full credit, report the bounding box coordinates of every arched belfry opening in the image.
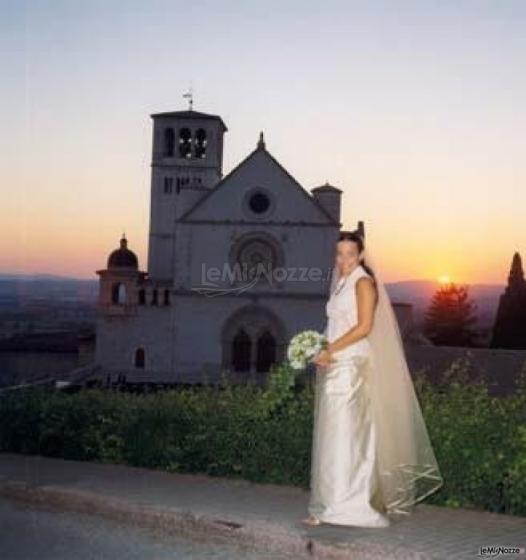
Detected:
[194,128,207,158]
[221,305,286,375]
[111,282,127,304]
[164,127,175,157]
[179,127,192,158]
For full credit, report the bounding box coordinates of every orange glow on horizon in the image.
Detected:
[438,275,452,285]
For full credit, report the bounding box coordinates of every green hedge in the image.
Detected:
[1,357,525,516]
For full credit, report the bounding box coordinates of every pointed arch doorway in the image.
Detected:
[221,305,287,375]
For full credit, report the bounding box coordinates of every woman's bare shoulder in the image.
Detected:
[356,275,378,302]
[356,275,375,288]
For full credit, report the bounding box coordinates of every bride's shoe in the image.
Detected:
[301,514,322,526]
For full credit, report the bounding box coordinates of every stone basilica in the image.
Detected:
[90,107,363,385]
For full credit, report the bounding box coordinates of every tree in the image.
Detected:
[424,282,478,346]
[491,252,526,349]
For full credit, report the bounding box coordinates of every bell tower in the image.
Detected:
[147,106,228,279]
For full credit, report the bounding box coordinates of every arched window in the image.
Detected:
[134,348,145,368]
[179,127,192,158]
[164,128,175,157]
[111,283,126,304]
[163,289,170,305]
[256,330,276,372]
[232,329,251,372]
[194,128,207,158]
[152,289,158,305]
[138,289,146,305]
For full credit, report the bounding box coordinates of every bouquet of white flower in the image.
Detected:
[287,329,328,370]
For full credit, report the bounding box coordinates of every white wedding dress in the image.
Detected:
[308,264,391,527]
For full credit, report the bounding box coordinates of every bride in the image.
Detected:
[301,231,443,527]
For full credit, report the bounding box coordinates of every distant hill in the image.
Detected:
[0,273,88,281]
[0,274,98,304]
[0,273,506,327]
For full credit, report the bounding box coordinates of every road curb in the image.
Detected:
[0,479,431,560]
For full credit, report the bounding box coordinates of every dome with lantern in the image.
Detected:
[107,234,138,269]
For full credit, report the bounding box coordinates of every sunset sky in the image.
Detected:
[1,1,525,284]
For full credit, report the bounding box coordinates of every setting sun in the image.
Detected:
[438,275,452,285]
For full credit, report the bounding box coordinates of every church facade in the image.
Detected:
[92,108,363,385]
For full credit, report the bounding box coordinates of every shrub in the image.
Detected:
[0,358,524,515]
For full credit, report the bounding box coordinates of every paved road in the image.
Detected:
[1,453,525,559]
[0,496,293,560]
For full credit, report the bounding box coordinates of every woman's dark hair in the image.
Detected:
[337,231,376,280]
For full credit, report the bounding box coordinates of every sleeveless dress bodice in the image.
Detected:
[325,264,373,361]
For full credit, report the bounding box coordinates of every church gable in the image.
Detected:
[179,144,338,225]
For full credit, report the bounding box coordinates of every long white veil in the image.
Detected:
[328,241,444,515]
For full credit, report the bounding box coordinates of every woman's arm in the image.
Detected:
[326,277,377,354]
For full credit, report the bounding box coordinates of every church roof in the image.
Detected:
[178,138,340,226]
[149,109,227,131]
